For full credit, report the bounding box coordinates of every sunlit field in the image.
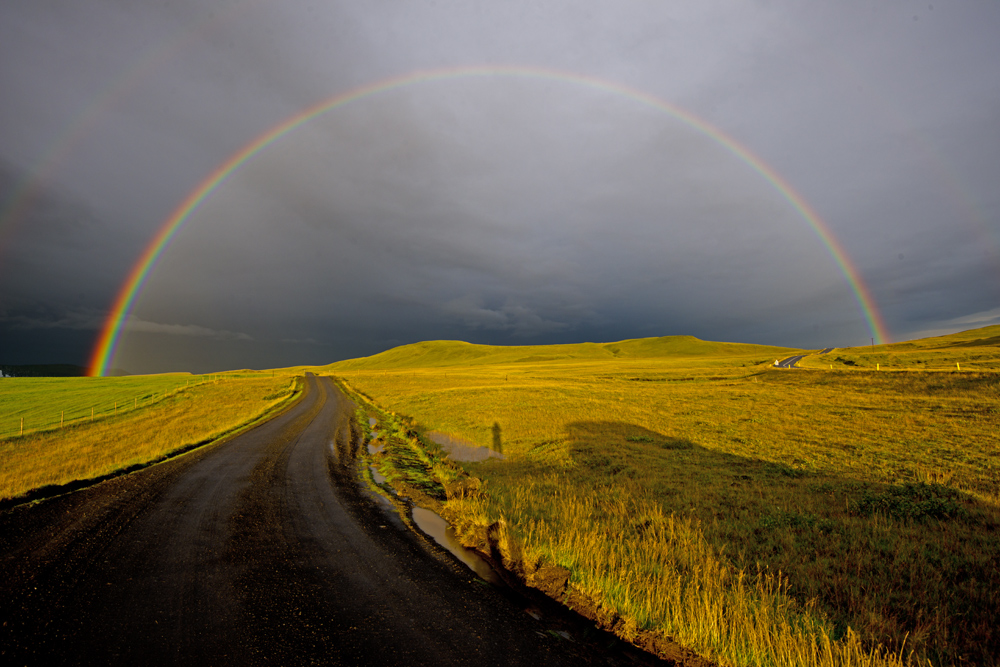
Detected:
[801,326,1000,373]
[332,329,1000,667]
[0,372,301,504]
[2,373,218,438]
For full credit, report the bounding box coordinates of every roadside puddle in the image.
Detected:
[427,431,503,462]
[364,417,500,584]
[411,507,501,584]
[369,465,387,485]
[366,417,384,454]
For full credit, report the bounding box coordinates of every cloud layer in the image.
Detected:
[2,1,998,373]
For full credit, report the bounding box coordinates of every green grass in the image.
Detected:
[332,326,1000,666]
[0,373,301,503]
[0,373,197,438]
[346,392,462,502]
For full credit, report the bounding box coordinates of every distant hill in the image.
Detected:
[327,335,802,370]
[0,364,89,378]
[879,324,1000,350]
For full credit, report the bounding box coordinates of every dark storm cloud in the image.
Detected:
[1,1,998,373]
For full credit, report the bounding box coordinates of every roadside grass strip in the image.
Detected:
[343,385,462,503]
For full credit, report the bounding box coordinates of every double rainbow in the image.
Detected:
[88,66,889,376]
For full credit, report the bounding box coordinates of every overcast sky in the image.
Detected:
[2,1,998,374]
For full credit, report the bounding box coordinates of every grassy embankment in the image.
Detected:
[331,329,1000,667]
[0,371,301,504]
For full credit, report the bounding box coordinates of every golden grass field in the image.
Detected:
[0,372,300,503]
[331,328,1000,667]
[3,328,996,665]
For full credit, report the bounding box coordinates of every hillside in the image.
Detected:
[800,324,1000,371]
[327,335,802,370]
[865,324,1000,351]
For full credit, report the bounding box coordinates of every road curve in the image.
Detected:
[775,348,834,369]
[0,375,630,666]
[774,355,806,368]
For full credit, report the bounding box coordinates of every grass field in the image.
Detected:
[331,330,1000,667]
[2,373,202,438]
[0,372,300,504]
[5,329,996,665]
[800,325,1000,373]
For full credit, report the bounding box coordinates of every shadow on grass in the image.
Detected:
[492,421,503,454]
[563,421,807,490]
[483,420,1000,666]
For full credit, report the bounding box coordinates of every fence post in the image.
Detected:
[61,411,64,428]
[20,417,23,436]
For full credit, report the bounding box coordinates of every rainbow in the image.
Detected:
[88,65,890,376]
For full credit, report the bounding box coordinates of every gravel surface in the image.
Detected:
[1,375,650,666]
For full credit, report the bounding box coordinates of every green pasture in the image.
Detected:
[0,374,198,439]
[0,373,300,503]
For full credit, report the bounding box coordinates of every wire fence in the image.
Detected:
[4,389,183,441]
[0,372,288,441]
[1,376,224,440]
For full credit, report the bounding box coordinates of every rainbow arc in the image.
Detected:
[88,66,889,376]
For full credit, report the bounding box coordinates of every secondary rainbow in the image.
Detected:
[0,5,251,254]
[88,65,890,376]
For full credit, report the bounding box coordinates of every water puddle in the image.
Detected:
[369,465,386,485]
[366,417,384,454]
[428,431,503,462]
[411,507,500,584]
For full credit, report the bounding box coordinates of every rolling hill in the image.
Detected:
[327,335,802,370]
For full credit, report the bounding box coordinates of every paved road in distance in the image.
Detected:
[774,355,806,368]
[775,348,833,369]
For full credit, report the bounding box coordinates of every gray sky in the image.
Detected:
[1,0,998,374]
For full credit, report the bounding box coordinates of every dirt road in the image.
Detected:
[0,375,634,665]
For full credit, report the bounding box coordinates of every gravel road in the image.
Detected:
[0,374,648,666]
